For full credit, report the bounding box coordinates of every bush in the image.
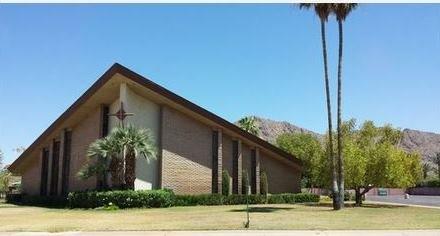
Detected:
[68,189,174,209]
[6,194,68,208]
[268,193,320,204]
[174,194,223,206]
[260,171,268,195]
[417,180,440,187]
[222,170,230,196]
[242,170,249,195]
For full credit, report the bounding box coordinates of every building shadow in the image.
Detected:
[229,206,293,213]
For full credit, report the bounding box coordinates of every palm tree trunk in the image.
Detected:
[337,19,345,209]
[320,19,340,210]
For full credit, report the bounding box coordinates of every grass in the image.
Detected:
[1,200,440,232]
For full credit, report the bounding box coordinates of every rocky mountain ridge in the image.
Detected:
[245,116,439,163]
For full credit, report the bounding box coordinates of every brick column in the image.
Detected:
[233,139,242,194]
[255,147,261,194]
[212,129,223,194]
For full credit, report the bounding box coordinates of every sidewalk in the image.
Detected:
[2,230,440,236]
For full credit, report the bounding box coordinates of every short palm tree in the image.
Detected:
[79,125,156,190]
[333,3,358,207]
[299,3,341,210]
[238,116,259,136]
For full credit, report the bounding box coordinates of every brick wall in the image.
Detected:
[161,106,212,194]
[260,151,301,193]
[221,134,233,193]
[21,156,41,195]
[68,107,101,192]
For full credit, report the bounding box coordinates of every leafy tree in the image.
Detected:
[79,125,156,190]
[277,133,325,189]
[341,120,422,206]
[299,3,340,210]
[332,3,358,208]
[237,116,259,136]
[222,170,231,196]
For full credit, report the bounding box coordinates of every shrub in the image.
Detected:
[174,194,223,206]
[68,189,174,209]
[268,193,320,204]
[6,194,67,208]
[222,170,231,196]
[417,180,440,187]
[260,171,268,195]
[242,170,249,195]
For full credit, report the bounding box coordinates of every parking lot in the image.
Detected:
[366,195,440,208]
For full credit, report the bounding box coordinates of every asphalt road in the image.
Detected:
[366,195,440,208]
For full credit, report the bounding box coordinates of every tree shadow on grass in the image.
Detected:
[229,206,294,213]
[303,202,406,209]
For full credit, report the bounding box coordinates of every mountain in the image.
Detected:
[243,117,440,163]
[249,117,322,144]
[400,129,440,163]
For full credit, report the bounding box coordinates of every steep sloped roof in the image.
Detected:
[9,63,301,173]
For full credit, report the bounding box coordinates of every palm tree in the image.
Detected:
[333,3,358,207]
[79,125,157,190]
[238,116,260,136]
[300,3,341,210]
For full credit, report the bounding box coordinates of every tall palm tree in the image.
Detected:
[300,3,341,210]
[333,3,358,208]
[79,125,156,190]
[238,116,260,136]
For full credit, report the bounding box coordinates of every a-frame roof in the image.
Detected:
[9,63,302,173]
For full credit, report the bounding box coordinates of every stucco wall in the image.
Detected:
[161,106,212,194]
[260,151,301,194]
[68,107,101,192]
[122,85,160,190]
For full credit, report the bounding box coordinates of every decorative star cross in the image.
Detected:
[109,102,134,127]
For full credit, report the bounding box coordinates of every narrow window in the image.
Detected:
[212,131,219,193]
[232,140,239,194]
[251,149,257,194]
[50,141,60,196]
[101,105,110,137]
[40,148,49,196]
[61,131,72,196]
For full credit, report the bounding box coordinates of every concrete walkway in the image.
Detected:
[2,231,440,236]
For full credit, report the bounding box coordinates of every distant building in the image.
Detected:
[8,63,302,196]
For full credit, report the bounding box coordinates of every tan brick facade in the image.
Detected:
[68,107,101,192]
[260,151,301,193]
[161,106,213,194]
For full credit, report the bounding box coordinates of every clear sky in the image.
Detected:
[0,4,439,164]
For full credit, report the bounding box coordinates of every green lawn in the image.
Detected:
[1,200,440,232]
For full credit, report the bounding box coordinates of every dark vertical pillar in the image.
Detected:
[50,140,60,196]
[97,104,110,190]
[40,148,50,196]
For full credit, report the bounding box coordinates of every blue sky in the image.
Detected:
[0,4,439,164]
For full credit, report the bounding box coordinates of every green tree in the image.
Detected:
[277,133,325,189]
[79,125,157,190]
[332,3,358,208]
[237,116,259,136]
[300,3,340,210]
[342,120,422,206]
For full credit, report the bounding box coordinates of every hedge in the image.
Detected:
[68,189,175,209]
[417,180,440,187]
[68,191,319,208]
[6,194,67,208]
